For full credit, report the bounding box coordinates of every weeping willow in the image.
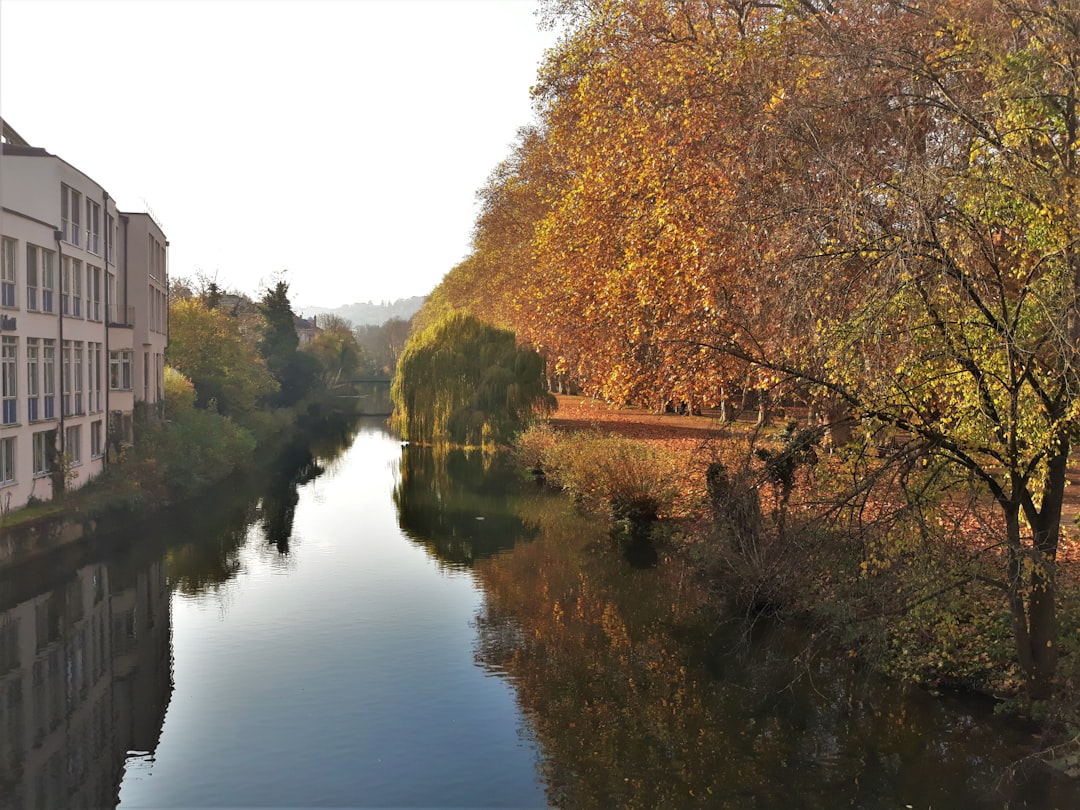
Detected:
[391,312,556,446]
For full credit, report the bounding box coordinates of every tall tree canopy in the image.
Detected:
[258,280,319,405]
[422,0,1080,697]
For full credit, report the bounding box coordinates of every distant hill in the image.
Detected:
[300,296,425,327]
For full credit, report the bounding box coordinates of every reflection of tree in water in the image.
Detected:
[393,445,538,569]
[166,494,259,596]
[472,501,1078,809]
[166,413,358,592]
[258,440,325,555]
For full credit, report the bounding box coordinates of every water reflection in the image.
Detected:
[0,558,171,810]
[0,412,362,810]
[393,444,539,568]
[470,498,1080,809]
[257,442,323,556]
[167,413,360,596]
[5,422,1078,809]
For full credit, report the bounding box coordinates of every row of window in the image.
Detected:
[0,422,104,485]
[1,237,119,322]
[60,184,116,262]
[1,335,132,427]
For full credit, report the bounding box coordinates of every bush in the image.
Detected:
[163,366,196,421]
[126,408,257,502]
[518,426,683,535]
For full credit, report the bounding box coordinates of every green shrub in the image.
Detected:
[163,366,196,421]
[127,408,257,501]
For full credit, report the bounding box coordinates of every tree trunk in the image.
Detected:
[1024,443,1068,698]
[756,389,771,428]
[824,397,854,448]
[1003,502,1036,689]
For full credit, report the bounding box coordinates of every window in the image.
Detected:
[0,437,13,486]
[37,246,55,313]
[87,265,101,321]
[1,336,16,426]
[1,237,15,308]
[109,350,132,390]
[32,430,54,476]
[109,410,132,446]
[71,259,81,317]
[105,213,115,264]
[62,342,72,417]
[26,338,39,421]
[25,245,38,310]
[74,342,84,415]
[87,199,101,255]
[61,258,70,315]
[143,352,149,401]
[61,257,82,317]
[61,184,81,246]
[88,342,102,412]
[90,420,103,459]
[65,424,81,466]
[42,340,55,419]
[106,272,117,323]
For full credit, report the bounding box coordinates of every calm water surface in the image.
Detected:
[1,416,1079,808]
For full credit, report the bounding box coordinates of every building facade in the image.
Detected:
[0,120,168,512]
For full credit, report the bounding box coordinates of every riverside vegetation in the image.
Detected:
[398,0,1080,760]
[1,276,380,535]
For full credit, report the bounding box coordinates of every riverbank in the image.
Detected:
[540,395,1080,734]
[0,399,363,569]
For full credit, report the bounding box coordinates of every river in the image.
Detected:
[0,416,1077,808]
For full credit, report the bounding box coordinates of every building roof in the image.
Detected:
[1,142,51,158]
[1,118,31,147]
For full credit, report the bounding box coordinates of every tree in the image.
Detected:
[258,280,317,405]
[391,312,556,445]
[434,0,1079,697]
[166,298,278,417]
[354,317,412,378]
[696,0,1080,698]
[302,314,364,388]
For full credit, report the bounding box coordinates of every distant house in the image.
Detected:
[294,314,321,346]
[0,118,168,511]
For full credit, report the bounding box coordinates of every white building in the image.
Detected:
[0,120,168,512]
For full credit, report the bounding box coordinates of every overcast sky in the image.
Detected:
[0,0,558,310]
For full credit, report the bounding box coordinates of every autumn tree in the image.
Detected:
[695,0,1080,698]
[167,298,278,418]
[441,0,1079,698]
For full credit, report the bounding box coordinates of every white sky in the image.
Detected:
[0,0,558,309]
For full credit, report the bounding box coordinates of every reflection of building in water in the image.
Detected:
[0,558,171,809]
